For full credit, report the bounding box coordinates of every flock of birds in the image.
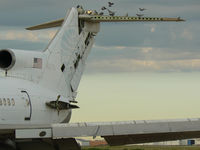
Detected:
[99,2,115,16]
[77,2,147,17]
[99,2,147,17]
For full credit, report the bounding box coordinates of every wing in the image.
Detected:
[12,118,200,146]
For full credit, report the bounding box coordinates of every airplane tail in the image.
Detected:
[39,7,99,101]
[26,7,184,102]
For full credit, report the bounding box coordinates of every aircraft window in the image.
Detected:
[0,99,2,105]
[7,98,11,106]
[3,98,6,106]
[11,98,15,106]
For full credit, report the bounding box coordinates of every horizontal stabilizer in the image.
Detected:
[26,19,64,30]
[26,15,185,30]
[79,15,185,23]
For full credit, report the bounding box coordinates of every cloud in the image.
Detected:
[151,27,155,33]
[91,45,200,61]
[0,0,199,73]
[85,44,200,73]
[181,29,193,40]
[0,28,56,42]
[0,0,199,27]
[86,58,200,73]
[141,47,153,53]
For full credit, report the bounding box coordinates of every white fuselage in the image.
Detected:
[0,7,96,129]
[0,77,71,125]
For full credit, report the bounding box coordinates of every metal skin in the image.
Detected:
[0,7,96,139]
[0,8,86,130]
[0,77,71,126]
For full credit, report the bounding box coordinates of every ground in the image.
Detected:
[82,146,200,150]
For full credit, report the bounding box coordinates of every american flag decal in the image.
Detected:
[33,58,42,69]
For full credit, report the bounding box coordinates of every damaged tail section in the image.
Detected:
[38,8,99,102]
[26,7,183,102]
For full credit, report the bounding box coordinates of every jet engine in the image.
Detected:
[0,49,16,70]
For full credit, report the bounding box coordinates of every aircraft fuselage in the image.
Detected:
[0,77,71,126]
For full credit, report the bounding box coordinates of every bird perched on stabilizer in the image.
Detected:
[136,14,144,17]
[99,12,104,15]
[101,6,107,10]
[139,8,147,11]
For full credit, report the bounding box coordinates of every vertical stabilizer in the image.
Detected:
[32,7,183,101]
[40,7,99,101]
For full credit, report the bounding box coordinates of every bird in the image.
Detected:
[99,12,104,15]
[109,12,115,16]
[101,6,107,10]
[107,8,115,16]
[108,2,114,7]
[136,14,144,17]
[139,8,147,11]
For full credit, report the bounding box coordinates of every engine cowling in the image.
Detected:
[0,49,16,70]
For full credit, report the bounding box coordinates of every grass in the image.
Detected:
[82,145,200,150]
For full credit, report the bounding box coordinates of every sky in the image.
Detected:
[0,0,200,122]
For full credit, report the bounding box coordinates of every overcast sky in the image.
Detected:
[0,0,199,73]
[0,0,200,122]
